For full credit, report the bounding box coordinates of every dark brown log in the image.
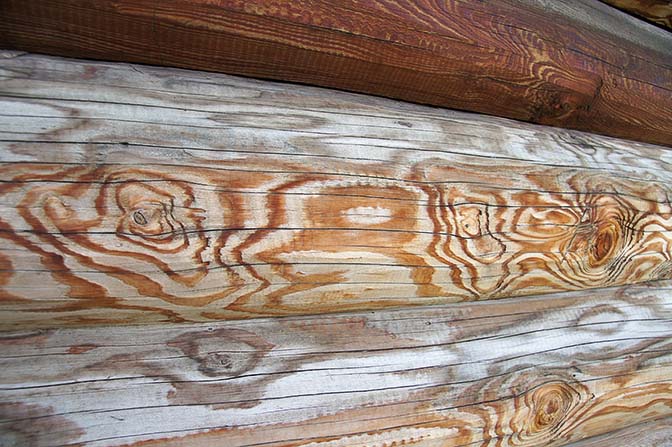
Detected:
[0,0,671,146]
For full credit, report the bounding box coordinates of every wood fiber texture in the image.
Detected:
[564,416,672,446]
[1,281,671,446]
[1,0,671,146]
[2,54,672,329]
[601,0,672,30]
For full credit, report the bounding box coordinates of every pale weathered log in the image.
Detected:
[0,281,671,446]
[564,416,672,446]
[2,0,672,147]
[1,54,672,329]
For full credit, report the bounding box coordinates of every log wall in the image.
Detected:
[1,41,672,446]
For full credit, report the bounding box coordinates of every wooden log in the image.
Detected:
[1,1,671,147]
[2,53,672,329]
[564,416,672,446]
[601,0,672,30]
[0,281,671,446]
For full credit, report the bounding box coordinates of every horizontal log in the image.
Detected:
[564,416,672,446]
[2,53,672,329]
[1,281,671,446]
[601,0,672,30]
[0,1,671,146]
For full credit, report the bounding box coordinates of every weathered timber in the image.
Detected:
[564,416,672,446]
[1,53,672,329]
[1,281,671,446]
[601,0,672,30]
[1,1,671,147]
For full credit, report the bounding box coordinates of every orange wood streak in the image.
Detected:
[0,283,670,446]
[1,157,672,327]
[1,54,672,329]
[0,0,671,146]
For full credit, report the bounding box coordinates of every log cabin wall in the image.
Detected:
[0,51,671,446]
[1,0,671,445]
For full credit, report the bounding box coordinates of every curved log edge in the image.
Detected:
[1,54,672,329]
[600,0,672,30]
[0,0,671,146]
[0,281,671,446]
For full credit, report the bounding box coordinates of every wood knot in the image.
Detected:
[43,195,74,221]
[121,200,184,243]
[168,328,274,378]
[132,209,148,226]
[525,382,578,434]
[532,387,570,429]
[114,179,203,246]
[457,206,483,238]
[200,352,240,375]
[489,378,589,445]
[590,221,619,266]
[127,202,166,234]
[567,218,622,269]
[451,204,505,263]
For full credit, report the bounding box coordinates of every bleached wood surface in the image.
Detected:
[564,416,672,446]
[1,281,671,446]
[1,53,672,329]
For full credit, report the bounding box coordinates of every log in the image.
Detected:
[601,0,672,30]
[1,53,672,329]
[564,417,672,446]
[1,281,671,446]
[1,0,671,147]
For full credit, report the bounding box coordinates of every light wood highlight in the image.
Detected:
[1,281,671,446]
[1,54,672,329]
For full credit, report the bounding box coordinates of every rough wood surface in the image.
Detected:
[564,416,672,446]
[1,0,671,147]
[2,54,672,329]
[1,281,671,446]
[601,0,672,30]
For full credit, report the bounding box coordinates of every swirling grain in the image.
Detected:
[1,55,672,328]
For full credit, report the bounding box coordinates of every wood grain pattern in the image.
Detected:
[601,0,672,30]
[564,416,672,446]
[1,281,671,446]
[2,54,672,329]
[1,0,671,146]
